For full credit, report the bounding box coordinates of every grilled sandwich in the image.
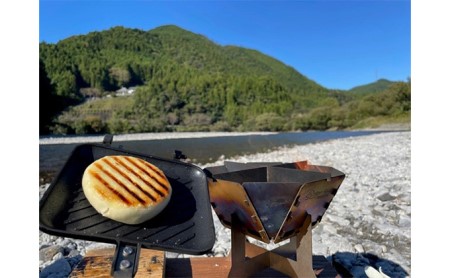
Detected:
[82,155,172,224]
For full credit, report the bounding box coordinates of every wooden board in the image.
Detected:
[70,249,341,277]
[165,255,341,277]
[70,248,164,278]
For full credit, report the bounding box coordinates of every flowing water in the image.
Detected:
[39,130,387,182]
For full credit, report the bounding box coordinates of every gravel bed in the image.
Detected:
[39,131,410,277]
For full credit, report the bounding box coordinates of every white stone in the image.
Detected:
[354,244,365,253]
[52,252,64,261]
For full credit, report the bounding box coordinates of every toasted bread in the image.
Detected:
[82,155,172,224]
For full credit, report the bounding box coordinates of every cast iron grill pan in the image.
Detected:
[39,143,215,255]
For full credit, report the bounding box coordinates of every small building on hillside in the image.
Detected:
[116,87,136,96]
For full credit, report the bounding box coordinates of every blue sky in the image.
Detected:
[39,0,411,90]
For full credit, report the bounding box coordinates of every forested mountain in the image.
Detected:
[39,25,410,134]
[348,79,396,95]
[40,25,326,94]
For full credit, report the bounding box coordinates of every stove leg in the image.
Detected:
[228,216,316,278]
[270,221,316,278]
[229,222,270,277]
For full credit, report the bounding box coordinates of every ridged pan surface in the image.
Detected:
[39,144,215,255]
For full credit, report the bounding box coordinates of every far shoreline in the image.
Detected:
[39,131,278,145]
[39,122,410,145]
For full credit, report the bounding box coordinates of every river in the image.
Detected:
[39,130,389,183]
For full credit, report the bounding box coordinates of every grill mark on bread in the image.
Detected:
[89,171,132,205]
[102,158,158,203]
[122,156,170,196]
[91,164,144,206]
[109,156,169,200]
[98,160,151,205]
[143,161,170,191]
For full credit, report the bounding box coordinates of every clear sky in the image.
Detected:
[39,0,411,90]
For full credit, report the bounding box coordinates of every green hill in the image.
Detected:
[348,79,396,95]
[39,25,410,134]
[39,25,336,134]
[40,25,326,97]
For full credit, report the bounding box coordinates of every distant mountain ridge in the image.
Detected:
[348,79,396,94]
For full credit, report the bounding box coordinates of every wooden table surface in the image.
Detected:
[70,248,342,277]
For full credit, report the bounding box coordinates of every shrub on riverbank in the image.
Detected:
[293,81,411,131]
[51,81,410,134]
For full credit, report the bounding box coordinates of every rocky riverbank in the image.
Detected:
[39,131,410,277]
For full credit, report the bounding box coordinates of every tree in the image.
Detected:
[39,60,55,134]
[109,66,131,87]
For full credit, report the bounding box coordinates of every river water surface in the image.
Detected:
[40,130,388,180]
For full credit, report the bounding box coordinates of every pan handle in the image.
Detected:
[110,242,141,278]
[173,149,187,160]
[103,134,114,145]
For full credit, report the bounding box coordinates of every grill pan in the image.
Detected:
[39,136,215,261]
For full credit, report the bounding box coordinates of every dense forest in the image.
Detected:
[39,25,410,135]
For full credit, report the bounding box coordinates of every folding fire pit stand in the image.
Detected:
[205,161,345,277]
[229,214,315,277]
